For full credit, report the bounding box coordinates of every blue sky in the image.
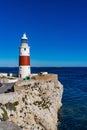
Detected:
[0,0,87,67]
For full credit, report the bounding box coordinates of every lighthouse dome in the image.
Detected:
[21,33,28,40]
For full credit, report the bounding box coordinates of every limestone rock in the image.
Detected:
[0,121,21,130]
[0,74,63,130]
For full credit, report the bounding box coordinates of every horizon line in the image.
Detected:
[0,66,87,68]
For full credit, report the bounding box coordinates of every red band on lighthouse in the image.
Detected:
[19,56,30,66]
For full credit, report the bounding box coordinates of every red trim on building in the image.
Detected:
[19,56,30,66]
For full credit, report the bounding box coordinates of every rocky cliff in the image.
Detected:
[0,74,63,130]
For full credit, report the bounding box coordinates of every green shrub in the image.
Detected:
[5,101,19,111]
[33,100,49,109]
[25,95,27,99]
[25,101,28,105]
[1,107,8,121]
[22,97,25,102]
[13,101,19,106]
[0,103,2,106]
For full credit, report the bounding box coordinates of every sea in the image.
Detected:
[0,67,87,130]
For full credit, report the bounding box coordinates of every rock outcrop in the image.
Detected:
[0,74,63,130]
[0,121,21,130]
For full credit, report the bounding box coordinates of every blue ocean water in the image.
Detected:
[0,67,87,130]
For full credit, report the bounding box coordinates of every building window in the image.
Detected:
[21,39,28,43]
[24,48,26,51]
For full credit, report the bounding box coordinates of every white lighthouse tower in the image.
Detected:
[19,33,31,78]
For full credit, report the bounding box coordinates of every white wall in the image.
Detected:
[19,66,31,78]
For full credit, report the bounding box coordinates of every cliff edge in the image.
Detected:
[0,74,63,130]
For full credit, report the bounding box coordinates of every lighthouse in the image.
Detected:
[19,33,31,78]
